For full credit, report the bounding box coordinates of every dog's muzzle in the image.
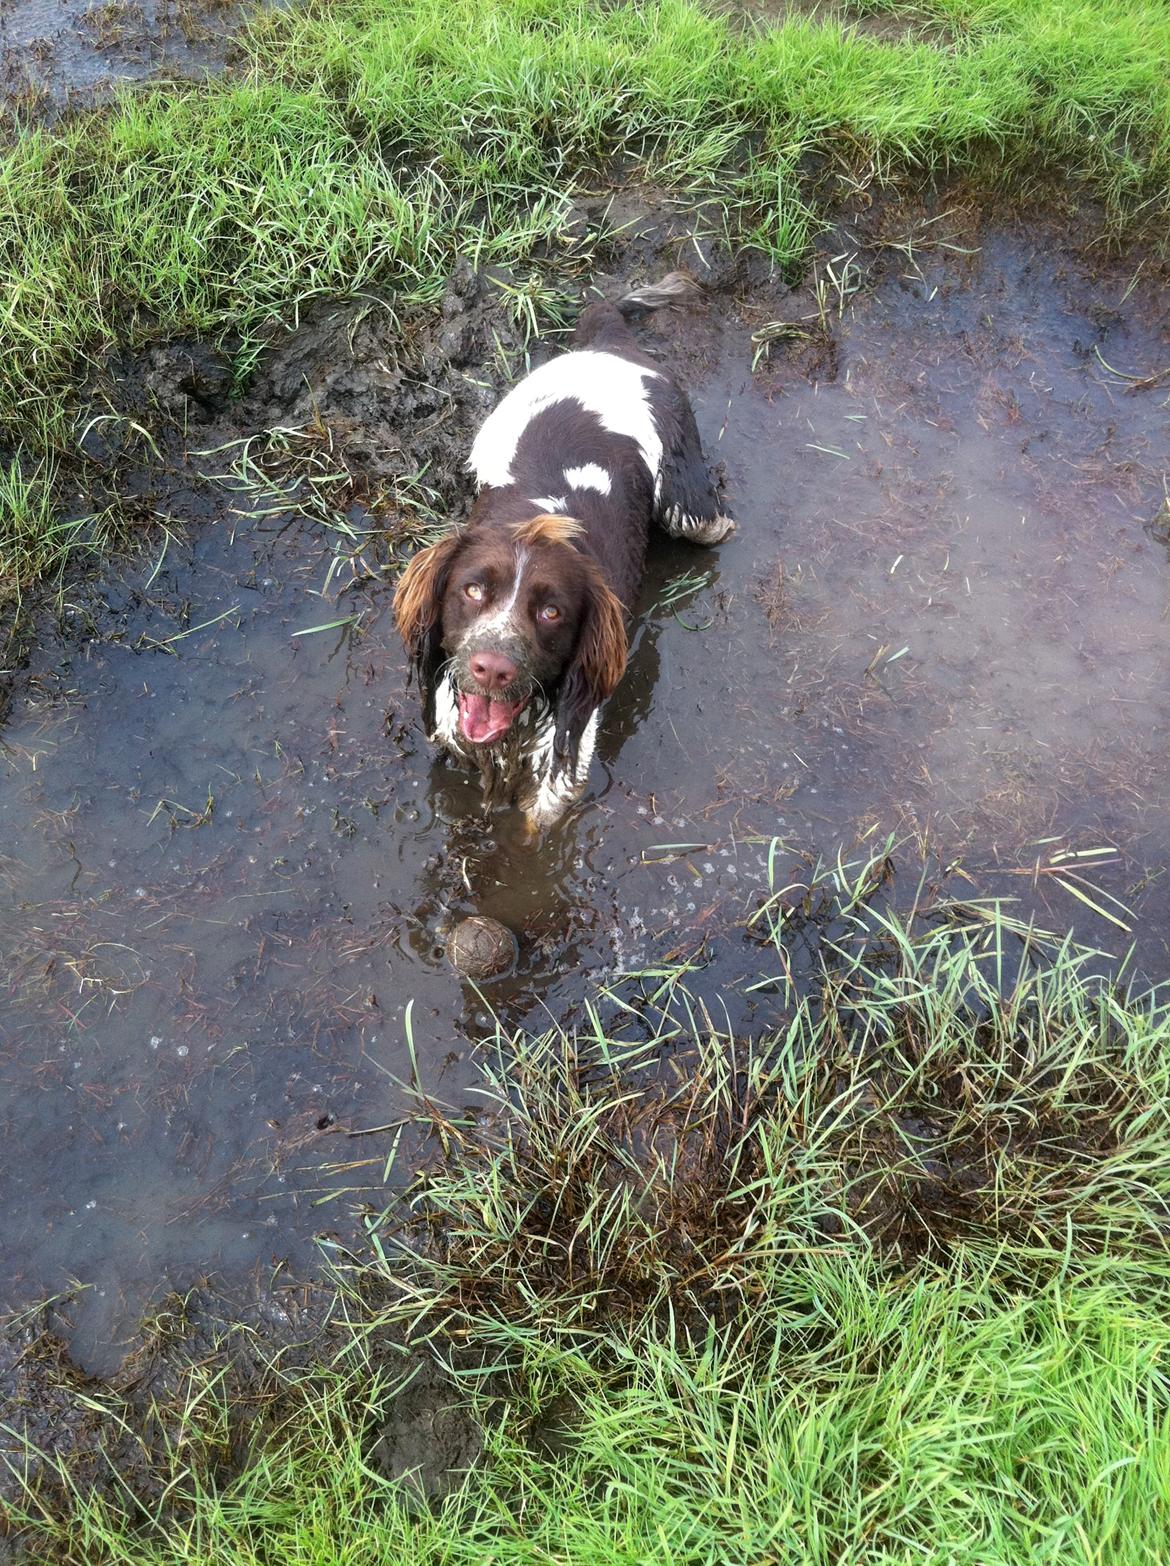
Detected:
[455,638,534,746]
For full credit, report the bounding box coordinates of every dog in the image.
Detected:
[393,272,734,831]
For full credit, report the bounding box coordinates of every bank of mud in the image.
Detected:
[2,175,1170,1537]
[0,1278,488,1560]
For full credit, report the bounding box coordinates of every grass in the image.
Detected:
[9,848,1170,1562]
[365,848,1170,1346]
[15,1261,1170,1564]
[0,457,61,606]
[0,454,128,612]
[2,0,1170,596]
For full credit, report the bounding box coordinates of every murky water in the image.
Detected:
[1,0,245,113]
[2,211,1169,1369]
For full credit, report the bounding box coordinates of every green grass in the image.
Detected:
[10,851,1170,1563]
[366,850,1170,1347]
[0,456,61,604]
[2,0,1170,503]
[0,454,127,610]
[17,1261,1170,1564]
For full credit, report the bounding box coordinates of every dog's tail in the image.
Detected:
[615,271,704,317]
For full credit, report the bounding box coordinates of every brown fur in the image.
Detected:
[573,560,628,703]
[393,529,465,658]
[511,513,586,548]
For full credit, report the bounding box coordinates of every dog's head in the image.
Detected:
[394,514,627,765]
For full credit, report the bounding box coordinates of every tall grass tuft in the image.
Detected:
[363,852,1170,1356]
[0,455,124,613]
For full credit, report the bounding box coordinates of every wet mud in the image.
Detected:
[1,0,247,120]
[1,185,1170,1516]
[0,1276,484,1553]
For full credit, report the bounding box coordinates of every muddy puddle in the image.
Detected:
[2,198,1169,1371]
[1,0,247,117]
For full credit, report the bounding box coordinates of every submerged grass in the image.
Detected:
[10,851,1170,1563]
[2,0,1170,457]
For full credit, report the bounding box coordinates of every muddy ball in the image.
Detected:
[447,916,518,980]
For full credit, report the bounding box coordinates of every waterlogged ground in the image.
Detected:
[2,200,1170,1369]
[1,0,245,116]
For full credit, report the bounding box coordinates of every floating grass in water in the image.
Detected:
[655,566,717,628]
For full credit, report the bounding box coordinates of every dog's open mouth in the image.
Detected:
[457,691,530,746]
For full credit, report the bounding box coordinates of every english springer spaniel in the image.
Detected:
[394,272,734,831]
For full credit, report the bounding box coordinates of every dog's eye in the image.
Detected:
[464,582,485,602]
[537,604,561,623]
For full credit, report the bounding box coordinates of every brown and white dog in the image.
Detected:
[394,273,734,831]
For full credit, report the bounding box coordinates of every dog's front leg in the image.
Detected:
[523,711,599,834]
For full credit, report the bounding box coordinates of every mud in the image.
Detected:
[369,1356,485,1506]
[1,0,248,120]
[1,181,1170,1520]
[724,0,951,44]
[0,1277,484,1554]
[0,1280,308,1526]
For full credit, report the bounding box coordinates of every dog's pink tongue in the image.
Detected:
[459,692,516,746]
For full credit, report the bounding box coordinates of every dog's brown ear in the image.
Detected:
[393,531,465,729]
[554,567,628,768]
[576,571,628,704]
[394,530,463,660]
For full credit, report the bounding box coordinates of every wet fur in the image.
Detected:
[394,273,733,828]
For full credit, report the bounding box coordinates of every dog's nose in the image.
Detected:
[469,650,518,690]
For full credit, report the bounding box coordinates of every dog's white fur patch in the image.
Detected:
[529,496,567,514]
[468,546,529,643]
[432,676,460,746]
[469,351,663,492]
[528,709,599,827]
[432,675,599,829]
[564,463,611,496]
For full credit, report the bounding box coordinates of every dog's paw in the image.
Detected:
[691,513,736,545]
